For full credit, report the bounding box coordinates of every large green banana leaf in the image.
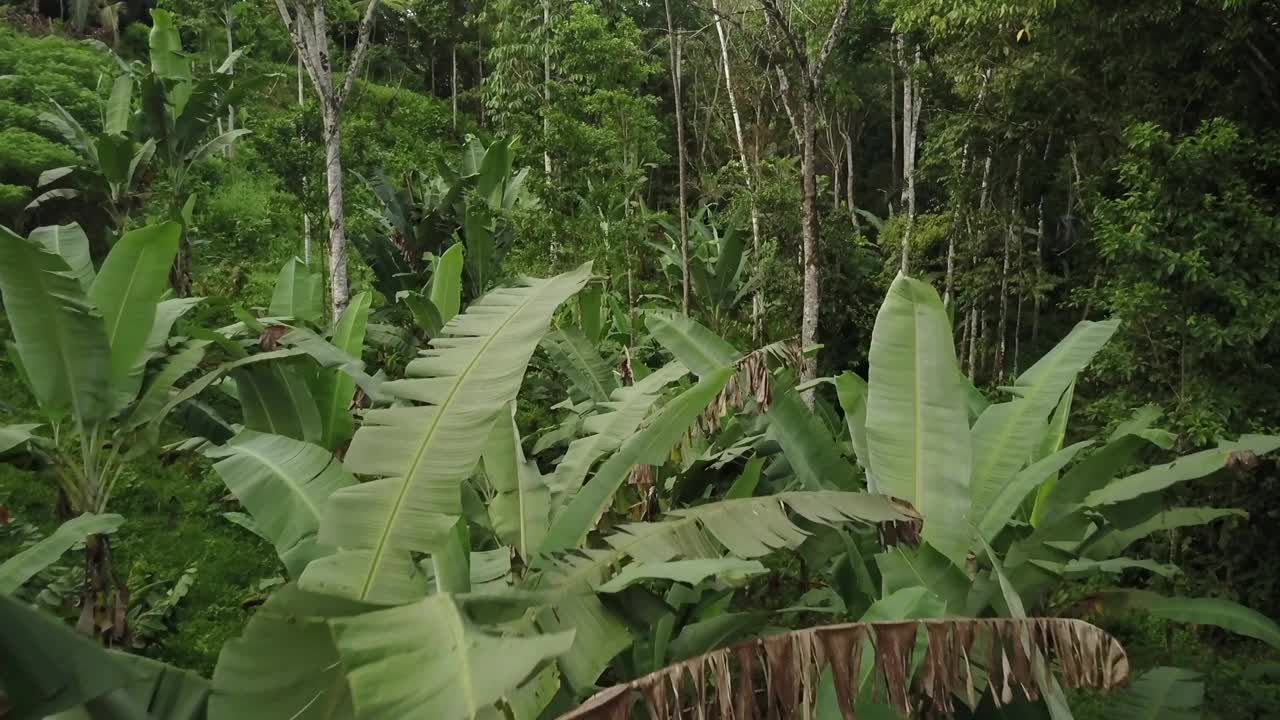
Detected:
[29,223,94,293]
[970,320,1120,533]
[0,225,112,423]
[124,340,209,431]
[429,242,464,325]
[767,385,860,490]
[1101,590,1280,650]
[232,364,324,445]
[205,431,356,577]
[0,513,123,594]
[1099,667,1202,720]
[1082,507,1245,559]
[1085,434,1280,507]
[833,372,872,476]
[1030,381,1075,527]
[865,274,971,568]
[546,361,688,497]
[645,311,740,374]
[329,593,574,720]
[300,264,590,604]
[90,222,181,410]
[211,583,370,720]
[0,423,42,456]
[317,292,371,450]
[268,258,324,324]
[539,367,732,557]
[482,403,550,559]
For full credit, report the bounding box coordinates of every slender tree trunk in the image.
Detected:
[298,54,312,265]
[323,113,350,314]
[664,0,690,315]
[844,126,857,227]
[451,42,458,131]
[995,150,1023,383]
[800,97,820,387]
[712,0,763,341]
[899,43,923,276]
[967,306,979,380]
[889,53,897,213]
[225,9,236,159]
[542,0,551,174]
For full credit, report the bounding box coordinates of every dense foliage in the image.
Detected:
[4,0,1280,717]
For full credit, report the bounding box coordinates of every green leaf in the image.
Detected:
[145,349,308,438]
[187,129,250,167]
[866,274,971,567]
[834,372,871,474]
[540,367,732,556]
[29,223,93,293]
[0,513,123,594]
[541,328,618,403]
[148,10,191,81]
[545,362,687,498]
[875,544,971,613]
[536,594,629,692]
[1099,667,1203,720]
[978,440,1093,540]
[211,583,369,720]
[1030,382,1075,527]
[0,423,42,456]
[1037,557,1180,578]
[205,431,356,578]
[646,311,740,375]
[596,558,766,593]
[0,594,132,718]
[300,265,590,604]
[1085,435,1280,507]
[1103,590,1280,650]
[665,611,769,662]
[104,74,132,136]
[483,403,550,559]
[91,222,181,408]
[1012,319,1119,403]
[268,258,324,324]
[429,243,464,325]
[317,292,371,450]
[1084,507,1245,559]
[464,205,494,295]
[232,364,324,445]
[725,456,765,499]
[330,593,574,720]
[0,224,112,422]
[768,385,860,490]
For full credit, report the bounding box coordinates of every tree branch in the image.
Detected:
[273,0,322,91]
[812,0,853,81]
[759,0,809,80]
[338,0,383,108]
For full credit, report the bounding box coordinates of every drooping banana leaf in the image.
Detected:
[1081,507,1245,559]
[29,223,94,293]
[0,513,123,594]
[205,431,356,577]
[1084,435,1280,507]
[210,583,370,720]
[539,367,732,557]
[483,403,550,559]
[0,224,112,423]
[329,593,575,720]
[90,222,181,410]
[767,385,860,490]
[124,340,209,431]
[546,361,688,497]
[232,363,323,445]
[316,292,371,450]
[646,311,740,375]
[1097,667,1202,720]
[977,440,1093,541]
[865,273,971,568]
[300,265,591,604]
[0,423,43,456]
[1098,590,1280,650]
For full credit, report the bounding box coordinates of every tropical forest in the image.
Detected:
[2,0,1280,717]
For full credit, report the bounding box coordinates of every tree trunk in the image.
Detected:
[451,42,458,131]
[899,40,922,276]
[225,8,236,159]
[844,126,857,228]
[800,97,820,388]
[542,0,551,175]
[889,55,897,212]
[712,0,763,341]
[995,150,1023,383]
[323,112,350,316]
[967,306,979,380]
[664,0,690,316]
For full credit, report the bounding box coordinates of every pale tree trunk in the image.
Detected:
[761,0,853,394]
[225,7,236,159]
[995,150,1023,383]
[274,0,382,318]
[712,0,764,341]
[298,54,312,265]
[542,0,552,175]
[844,125,857,228]
[899,40,922,276]
[945,70,989,311]
[889,54,897,213]
[1032,135,1053,343]
[664,0,690,316]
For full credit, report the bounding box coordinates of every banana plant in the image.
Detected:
[0,220,208,638]
[653,206,755,334]
[357,135,535,308]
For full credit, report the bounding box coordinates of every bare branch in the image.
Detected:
[273,0,322,92]
[812,0,853,80]
[338,0,384,108]
[759,0,809,79]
